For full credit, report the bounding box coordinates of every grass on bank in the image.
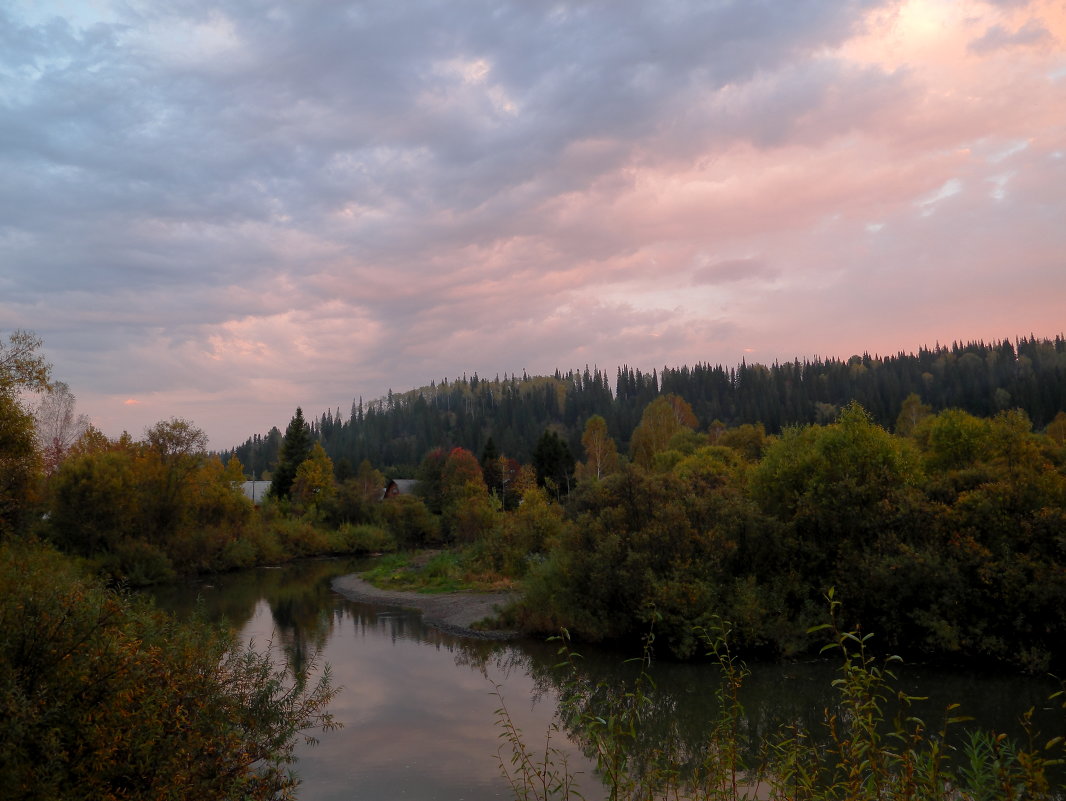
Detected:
[360,548,518,594]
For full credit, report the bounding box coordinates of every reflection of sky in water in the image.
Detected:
[156,563,1063,800]
[239,596,602,801]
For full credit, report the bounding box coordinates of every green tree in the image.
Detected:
[270,408,312,501]
[916,408,992,472]
[353,458,385,501]
[0,392,42,535]
[0,330,51,535]
[416,447,447,514]
[381,494,440,548]
[480,436,502,493]
[532,429,575,498]
[47,446,142,557]
[322,459,386,527]
[753,402,919,544]
[142,417,210,542]
[718,422,767,461]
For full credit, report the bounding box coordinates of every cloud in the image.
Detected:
[2,0,1064,447]
[969,19,1055,52]
[692,258,777,285]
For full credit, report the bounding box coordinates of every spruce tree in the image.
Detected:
[269,408,312,501]
[480,436,501,493]
[532,430,574,498]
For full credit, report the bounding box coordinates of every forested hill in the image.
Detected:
[224,335,1066,476]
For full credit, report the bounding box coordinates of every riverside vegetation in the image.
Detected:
[493,609,1066,801]
[3,328,1066,797]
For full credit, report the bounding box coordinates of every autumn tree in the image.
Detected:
[0,330,51,394]
[629,394,697,468]
[576,414,619,482]
[68,424,111,457]
[895,392,932,437]
[47,424,251,581]
[441,447,487,504]
[292,443,335,509]
[1046,411,1066,466]
[440,447,495,542]
[0,541,339,800]
[1047,411,1066,448]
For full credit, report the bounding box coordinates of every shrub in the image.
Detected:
[0,541,339,800]
[270,517,331,557]
[333,523,395,553]
[381,495,441,548]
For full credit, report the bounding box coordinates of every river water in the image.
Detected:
[149,558,1063,801]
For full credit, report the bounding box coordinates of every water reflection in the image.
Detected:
[149,560,1064,801]
[151,559,600,800]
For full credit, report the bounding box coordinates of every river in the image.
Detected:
[149,557,1064,801]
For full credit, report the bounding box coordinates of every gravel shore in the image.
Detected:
[330,573,520,640]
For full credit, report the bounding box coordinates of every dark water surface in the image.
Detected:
[149,558,1063,801]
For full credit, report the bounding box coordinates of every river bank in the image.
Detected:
[330,573,520,639]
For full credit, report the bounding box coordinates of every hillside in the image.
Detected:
[224,335,1066,475]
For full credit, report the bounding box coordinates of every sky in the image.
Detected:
[2,0,1064,450]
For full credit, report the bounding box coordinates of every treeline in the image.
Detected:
[224,335,1066,475]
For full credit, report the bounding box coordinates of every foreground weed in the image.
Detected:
[493,674,584,801]
[769,588,1063,801]
[495,595,1066,801]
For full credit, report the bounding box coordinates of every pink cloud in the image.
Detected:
[9,0,1065,448]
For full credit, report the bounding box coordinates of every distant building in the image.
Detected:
[240,480,272,504]
[382,479,419,500]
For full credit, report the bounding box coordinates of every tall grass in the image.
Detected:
[494,595,1065,800]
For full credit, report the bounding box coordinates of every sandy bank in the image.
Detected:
[330,573,520,640]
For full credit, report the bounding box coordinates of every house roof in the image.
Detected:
[387,479,419,495]
[240,480,272,501]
